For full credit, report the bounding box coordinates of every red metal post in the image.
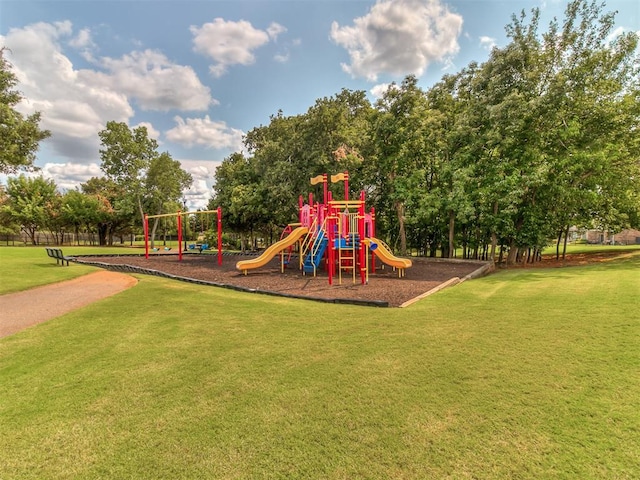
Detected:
[327,204,334,285]
[358,198,366,284]
[177,212,183,261]
[144,214,149,259]
[370,207,376,273]
[217,206,223,266]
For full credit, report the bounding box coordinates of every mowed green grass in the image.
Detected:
[0,247,639,479]
[0,246,146,294]
[542,243,640,255]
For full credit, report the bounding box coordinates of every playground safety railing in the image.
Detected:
[300,216,329,274]
[299,216,319,260]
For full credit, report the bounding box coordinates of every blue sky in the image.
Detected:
[1,0,638,208]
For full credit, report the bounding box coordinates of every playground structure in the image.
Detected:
[144,207,223,265]
[236,172,412,285]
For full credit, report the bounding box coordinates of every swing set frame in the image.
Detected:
[144,207,223,265]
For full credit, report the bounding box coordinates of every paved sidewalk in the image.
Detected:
[0,271,137,339]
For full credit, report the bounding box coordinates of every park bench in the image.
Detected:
[45,247,72,266]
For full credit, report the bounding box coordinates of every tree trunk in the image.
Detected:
[562,224,570,260]
[556,229,563,260]
[98,223,108,246]
[150,217,160,249]
[489,201,499,263]
[506,241,519,266]
[395,201,407,256]
[137,195,146,246]
[24,226,37,245]
[108,224,114,246]
[448,209,455,259]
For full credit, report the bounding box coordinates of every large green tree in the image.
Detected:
[210,0,639,262]
[60,190,113,245]
[210,152,269,250]
[145,152,193,246]
[421,0,640,263]
[2,175,58,244]
[0,185,20,240]
[81,176,130,245]
[0,49,50,174]
[98,121,160,229]
[369,76,432,255]
[98,121,193,243]
[220,90,374,241]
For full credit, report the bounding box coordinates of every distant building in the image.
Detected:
[570,227,640,245]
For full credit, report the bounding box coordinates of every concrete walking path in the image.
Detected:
[0,271,137,339]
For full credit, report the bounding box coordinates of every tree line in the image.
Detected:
[210,1,640,263]
[0,120,193,246]
[2,1,639,263]
[1,45,193,246]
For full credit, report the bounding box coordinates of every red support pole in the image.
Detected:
[217,206,223,266]
[370,207,376,273]
[327,205,334,286]
[177,212,183,261]
[144,214,149,259]
[370,207,375,237]
[358,198,366,284]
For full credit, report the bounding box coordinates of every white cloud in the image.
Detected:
[69,28,98,62]
[539,0,562,10]
[178,159,222,210]
[40,162,103,191]
[479,35,496,51]
[330,0,463,81]
[190,18,281,77]
[82,49,214,112]
[274,52,290,63]
[370,83,392,98]
[165,115,244,151]
[274,36,300,64]
[1,21,214,166]
[1,22,132,163]
[69,27,95,50]
[267,22,287,41]
[605,26,625,44]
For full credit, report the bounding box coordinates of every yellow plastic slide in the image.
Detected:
[236,227,309,273]
[363,237,413,269]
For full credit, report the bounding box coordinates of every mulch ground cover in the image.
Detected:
[77,252,490,307]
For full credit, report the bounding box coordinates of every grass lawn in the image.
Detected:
[0,247,639,479]
[0,246,144,294]
[542,243,640,256]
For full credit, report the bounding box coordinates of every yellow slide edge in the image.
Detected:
[236,227,309,272]
[363,237,413,269]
